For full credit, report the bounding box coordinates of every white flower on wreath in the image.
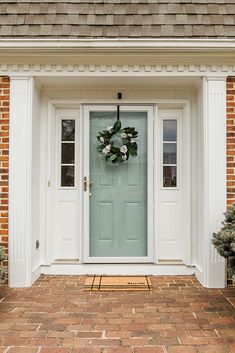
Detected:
[122,154,127,161]
[120,145,128,154]
[102,144,111,155]
[130,138,135,143]
[121,133,127,138]
[107,126,113,133]
[99,136,105,143]
[128,133,132,137]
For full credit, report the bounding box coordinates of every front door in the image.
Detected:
[83,105,154,263]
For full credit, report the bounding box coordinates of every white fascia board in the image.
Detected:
[1,38,235,53]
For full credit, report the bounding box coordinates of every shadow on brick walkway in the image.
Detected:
[0,275,235,353]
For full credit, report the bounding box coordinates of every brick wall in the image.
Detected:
[227,77,235,206]
[0,76,9,281]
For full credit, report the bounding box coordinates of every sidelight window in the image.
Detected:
[61,120,75,187]
[163,119,177,188]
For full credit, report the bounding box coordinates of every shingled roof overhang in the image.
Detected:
[1,1,235,58]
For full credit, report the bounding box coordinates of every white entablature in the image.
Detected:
[0,63,234,77]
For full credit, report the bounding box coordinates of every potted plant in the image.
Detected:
[212,205,235,285]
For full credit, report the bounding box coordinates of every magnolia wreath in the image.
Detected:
[96,120,138,163]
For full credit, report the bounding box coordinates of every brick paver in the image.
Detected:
[0,275,234,353]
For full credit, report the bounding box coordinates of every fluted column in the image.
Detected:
[9,76,34,287]
[202,76,226,288]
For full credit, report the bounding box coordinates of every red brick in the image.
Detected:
[91,339,121,346]
[76,331,102,338]
[226,344,235,353]
[103,348,133,353]
[0,76,9,282]
[196,346,229,353]
[227,77,235,206]
[167,347,197,353]
[29,338,60,346]
[71,349,101,353]
[7,348,38,353]
[134,348,164,353]
[40,349,71,353]
[106,331,132,338]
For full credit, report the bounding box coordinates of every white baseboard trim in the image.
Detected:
[40,263,195,276]
[31,265,42,284]
[195,265,204,286]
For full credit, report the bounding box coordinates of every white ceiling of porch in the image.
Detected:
[36,76,201,89]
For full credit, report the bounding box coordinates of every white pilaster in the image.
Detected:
[9,77,33,287]
[202,76,227,288]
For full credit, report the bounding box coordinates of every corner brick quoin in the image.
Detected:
[0,76,9,282]
[0,76,235,281]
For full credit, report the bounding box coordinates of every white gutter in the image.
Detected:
[1,38,235,52]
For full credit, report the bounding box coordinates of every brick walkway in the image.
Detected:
[0,275,235,353]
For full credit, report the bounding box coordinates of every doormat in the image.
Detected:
[84,275,152,291]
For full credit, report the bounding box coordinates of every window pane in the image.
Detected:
[62,120,75,141]
[61,143,75,164]
[163,143,177,164]
[163,166,177,187]
[163,120,177,141]
[61,166,74,187]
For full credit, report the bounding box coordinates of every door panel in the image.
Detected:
[88,109,149,259]
[157,109,185,261]
[54,109,79,260]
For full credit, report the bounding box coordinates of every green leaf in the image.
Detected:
[114,120,121,132]
[97,145,103,152]
[116,156,123,163]
[129,145,137,156]
[110,154,117,161]
[112,147,120,153]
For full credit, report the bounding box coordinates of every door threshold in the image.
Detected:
[41,263,195,276]
[53,259,80,264]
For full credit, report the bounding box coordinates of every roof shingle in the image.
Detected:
[0,0,235,38]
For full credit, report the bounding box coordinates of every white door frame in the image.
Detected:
[82,104,155,263]
[45,105,81,264]
[44,99,190,269]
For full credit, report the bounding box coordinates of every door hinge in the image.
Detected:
[83,176,88,191]
[48,180,51,187]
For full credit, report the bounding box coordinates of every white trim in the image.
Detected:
[82,104,154,263]
[1,39,235,51]
[156,105,191,265]
[195,266,204,285]
[41,263,195,276]
[183,102,192,265]
[9,76,34,287]
[45,99,190,269]
[46,106,80,263]
[31,265,41,284]
[45,102,56,265]
[200,76,227,288]
[0,64,231,77]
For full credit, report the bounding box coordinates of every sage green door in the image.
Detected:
[89,110,148,258]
